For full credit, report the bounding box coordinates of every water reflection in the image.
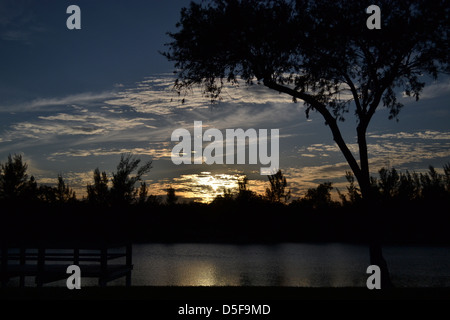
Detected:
[7,243,450,287]
[132,243,450,287]
[132,243,369,287]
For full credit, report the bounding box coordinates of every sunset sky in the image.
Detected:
[1,0,449,202]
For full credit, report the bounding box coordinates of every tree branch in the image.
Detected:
[263,79,362,180]
[343,73,363,117]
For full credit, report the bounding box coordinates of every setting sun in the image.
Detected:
[174,172,245,203]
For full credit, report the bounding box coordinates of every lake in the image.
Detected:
[130,243,450,287]
[8,243,450,287]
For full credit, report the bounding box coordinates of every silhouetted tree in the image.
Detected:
[221,187,234,201]
[378,168,400,201]
[166,186,178,205]
[55,174,76,203]
[444,163,450,193]
[38,185,57,203]
[338,171,362,206]
[301,182,336,210]
[138,182,149,205]
[397,170,421,202]
[0,154,37,202]
[236,176,258,203]
[265,169,291,203]
[22,175,38,202]
[420,166,447,201]
[164,0,449,287]
[110,153,152,206]
[86,168,110,206]
[146,194,162,207]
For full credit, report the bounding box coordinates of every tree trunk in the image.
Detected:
[263,80,395,288]
[363,185,394,288]
[357,125,394,288]
[370,242,393,289]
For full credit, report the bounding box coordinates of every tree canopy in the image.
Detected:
[164,0,450,199]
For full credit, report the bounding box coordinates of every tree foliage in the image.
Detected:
[292,182,338,210]
[55,174,76,203]
[265,169,291,203]
[166,186,178,205]
[0,154,36,202]
[87,168,110,205]
[164,0,450,199]
[110,153,153,206]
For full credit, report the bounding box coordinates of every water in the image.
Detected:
[7,243,450,287]
[131,243,450,287]
[132,243,369,287]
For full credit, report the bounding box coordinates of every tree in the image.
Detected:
[137,182,149,205]
[420,166,447,200]
[164,0,449,288]
[301,182,335,210]
[38,185,57,203]
[166,186,178,205]
[110,153,152,206]
[378,168,400,201]
[265,169,291,203]
[55,174,76,203]
[0,154,37,202]
[236,176,258,203]
[444,163,450,194]
[338,171,362,206]
[87,168,110,206]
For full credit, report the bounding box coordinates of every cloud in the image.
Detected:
[1,109,158,143]
[104,75,300,116]
[289,129,450,197]
[415,79,450,100]
[2,73,449,203]
[8,121,105,138]
[0,91,116,113]
[48,146,173,161]
[368,130,450,140]
[296,137,450,179]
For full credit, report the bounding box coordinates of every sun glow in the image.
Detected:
[173,172,246,203]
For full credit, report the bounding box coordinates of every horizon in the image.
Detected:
[1,0,449,203]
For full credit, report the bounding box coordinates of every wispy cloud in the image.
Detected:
[1,73,449,203]
[104,75,299,117]
[48,146,172,161]
[297,134,450,176]
[0,92,116,113]
[368,130,450,140]
[401,79,450,100]
[1,110,157,142]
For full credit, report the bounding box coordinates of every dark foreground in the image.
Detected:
[3,287,449,318]
[2,286,450,300]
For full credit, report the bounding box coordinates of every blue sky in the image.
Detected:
[1,0,449,202]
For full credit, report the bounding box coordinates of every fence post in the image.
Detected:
[37,247,45,287]
[99,247,107,287]
[126,243,132,287]
[1,246,7,288]
[19,248,26,287]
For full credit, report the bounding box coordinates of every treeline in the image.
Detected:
[0,153,151,206]
[1,153,450,244]
[2,153,449,208]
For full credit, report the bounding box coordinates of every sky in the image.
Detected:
[1,0,449,202]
